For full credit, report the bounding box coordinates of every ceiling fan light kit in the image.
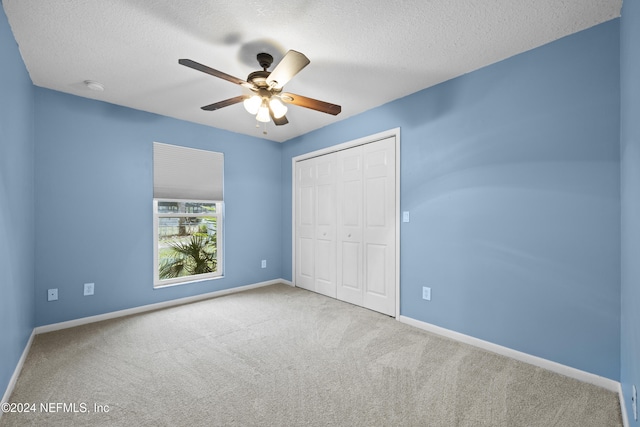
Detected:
[243,94,287,120]
[255,99,271,123]
[243,95,261,114]
[269,97,287,119]
[179,50,341,129]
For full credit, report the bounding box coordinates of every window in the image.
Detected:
[154,200,223,286]
[153,143,224,287]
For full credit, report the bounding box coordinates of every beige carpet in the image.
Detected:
[1,284,622,426]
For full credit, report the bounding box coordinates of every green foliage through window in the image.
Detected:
[154,200,222,286]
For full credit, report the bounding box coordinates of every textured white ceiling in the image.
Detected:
[3,0,621,142]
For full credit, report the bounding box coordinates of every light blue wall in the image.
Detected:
[282,20,621,380]
[620,0,640,423]
[34,89,283,326]
[0,3,35,397]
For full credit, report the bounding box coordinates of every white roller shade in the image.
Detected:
[153,142,224,201]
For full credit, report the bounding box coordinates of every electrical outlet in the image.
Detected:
[402,211,410,223]
[422,286,431,301]
[84,282,95,296]
[261,260,267,268]
[47,288,58,301]
[632,384,637,421]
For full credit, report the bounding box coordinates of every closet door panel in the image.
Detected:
[362,137,396,316]
[365,243,387,295]
[298,237,314,282]
[340,241,360,290]
[314,153,337,297]
[336,146,364,305]
[295,159,315,291]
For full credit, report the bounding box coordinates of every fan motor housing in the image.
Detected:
[247,70,282,94]
[247,70,270,87]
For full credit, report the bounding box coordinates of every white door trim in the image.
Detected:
[291,127,401,318]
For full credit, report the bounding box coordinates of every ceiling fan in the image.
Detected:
[179,50,341,126]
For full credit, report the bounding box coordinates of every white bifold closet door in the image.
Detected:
[295,136,396,316]
[295,152,337,297]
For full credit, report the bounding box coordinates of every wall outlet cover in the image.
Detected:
[422,286,431,301]
[261,260,267,268]
[47,288,58,301]
[84,282,95,296]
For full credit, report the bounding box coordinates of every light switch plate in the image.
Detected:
[402,211,410,223]
[632,384,637,421]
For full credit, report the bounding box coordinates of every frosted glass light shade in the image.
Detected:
[243,95,261,114]
[256,100,271,123]
[269,98,288,119]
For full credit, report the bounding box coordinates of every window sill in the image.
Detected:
[154,274,225,289]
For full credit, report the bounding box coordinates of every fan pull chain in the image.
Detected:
[255,119,268,135]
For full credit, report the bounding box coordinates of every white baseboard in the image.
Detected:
[35,279,287,334]
[398,315,620,393]
[1,330,35,411]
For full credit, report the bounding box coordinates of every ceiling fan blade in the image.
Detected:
[266,50,310,90]
[270,109,289,126]
[280,92,341,116]
[179,59,255,89]
[201,95,246,111]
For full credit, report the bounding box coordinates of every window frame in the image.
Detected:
[153,198,224,288]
